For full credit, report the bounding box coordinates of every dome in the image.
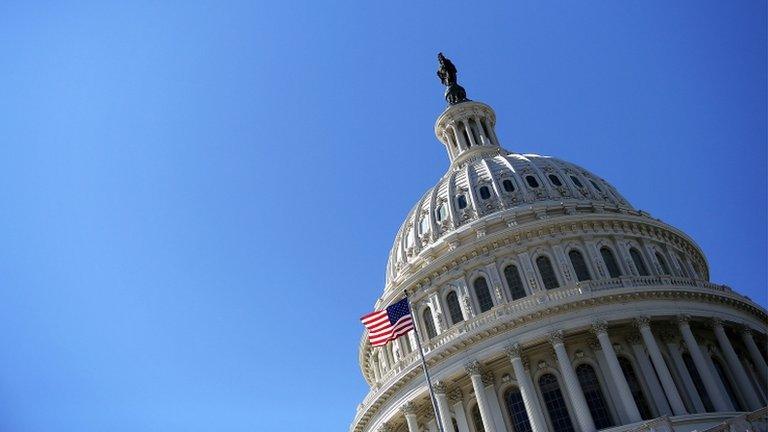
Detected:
[353,55,767,432]
[385,147,634,289]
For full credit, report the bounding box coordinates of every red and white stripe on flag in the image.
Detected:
[360,297,414,347]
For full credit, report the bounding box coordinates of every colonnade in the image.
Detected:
[383,316,767,432]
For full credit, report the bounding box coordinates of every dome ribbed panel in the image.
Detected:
[384,152,637,287]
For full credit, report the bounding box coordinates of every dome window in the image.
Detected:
[479,186,491,200]
[502,179,515,192]
[457,194,468,209]
[525,175,540,188]
[570,175,584,188]
[418,216,429,234]
[435,204,447,222]
[590,179,602,192]
[548,174,563,187]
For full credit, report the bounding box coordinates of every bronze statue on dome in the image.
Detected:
[436,52,469,105]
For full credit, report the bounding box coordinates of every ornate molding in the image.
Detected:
[481,371,495,386]
[591,320,608,336]
[676,314,691,326]
[464,360,483,376]
[625,331,642,346]
[506,343,523,360]
[433,380,449,395]
[709,317,724,329]
[633,316,651,329]
[400,401,417,416]
[548,330,565,345]
[448,387,464,403]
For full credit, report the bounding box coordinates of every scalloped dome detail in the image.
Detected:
[385,151,632,285]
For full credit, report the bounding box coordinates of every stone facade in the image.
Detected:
[352,94,767,432]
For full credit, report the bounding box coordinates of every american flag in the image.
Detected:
[360,297,414,347]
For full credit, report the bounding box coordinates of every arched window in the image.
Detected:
[479,186,491,200]
[462,124,471,148]
[503,179,515,192]
[568,250,591,282]
[712,356,743,410]
[539,374,575,432]
[422,307,437,339]
[630,248,649,276]
[655,252,671,275]
[536,256,560,290]
[618,357,653,419]
[526,175,540,188]
[600,247,622,278]
[576,364,614,428]
[504,264,527,300]
[446,291,464,325]
[548,174,563,187]
[504,387,533,432]
[457,194,468,209]
[682,352,713,411]
[570,175,584,188]
[473,277,494,313]
[471,405,485,432]
[436,203,447,222]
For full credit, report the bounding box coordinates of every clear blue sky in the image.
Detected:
[0,1,765,431]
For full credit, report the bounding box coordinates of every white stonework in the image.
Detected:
[352,95,768,432]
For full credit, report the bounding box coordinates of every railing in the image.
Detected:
[354,276,756,423]
[622,415,674,432]
[697,407,768,432]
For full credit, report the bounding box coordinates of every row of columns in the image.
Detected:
[387,316,766,432]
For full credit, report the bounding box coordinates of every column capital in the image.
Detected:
[676,314,691,326]
[378,423,393,432]
[506,343,523,360]
[448,387,464,403]
[591,320,608,335]
[433,380,449,395]
[400,401,417,416]
[633,316,651,329]
[464,360,484,376]
[708,317,724,330]
[548,330,565,345]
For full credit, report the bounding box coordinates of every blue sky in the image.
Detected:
[0,1,765,431]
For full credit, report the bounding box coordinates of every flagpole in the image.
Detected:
[405,292,446,432]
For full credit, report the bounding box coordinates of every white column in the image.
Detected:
[635,317,687,415]
[465,361,496,432]
[549,331,597,432]
[741,327,768,386]
[506,344,548,432]
[677,315,730,411]
[433,381,454,432]
[711,318,762,410]
[482,372,507,432]
[589,338,629,423]
[449,389,471,432]
[401,402,421,432]
[660,330,706,413]
[627,334,669,417]
[592,321,643,423]
[372,357,381,383]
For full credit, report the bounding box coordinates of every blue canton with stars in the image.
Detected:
[386,298,411,324]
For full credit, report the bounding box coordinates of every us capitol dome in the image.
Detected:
[351,54,767,432]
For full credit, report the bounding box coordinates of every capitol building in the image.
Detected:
[350,56,768,432]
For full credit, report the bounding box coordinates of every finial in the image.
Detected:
[436,52,469,105]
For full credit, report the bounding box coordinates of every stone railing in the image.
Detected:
[353,276,761,428]
[697,406,768,432]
